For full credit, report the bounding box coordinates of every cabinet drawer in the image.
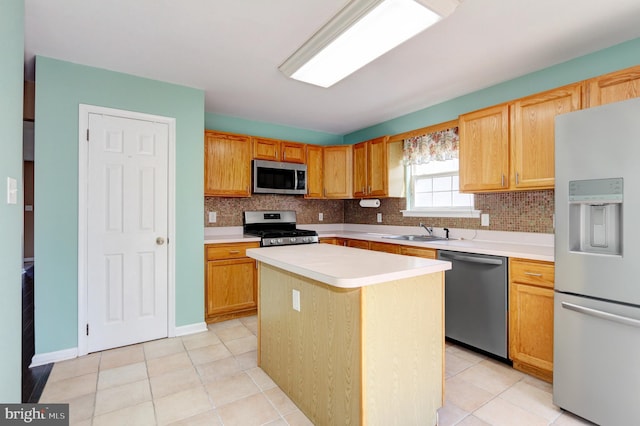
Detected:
[369,241,401,254]
[510,259,554,288]
[400,246,437,259]
[206,242,260,260]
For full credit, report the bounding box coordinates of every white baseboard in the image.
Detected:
[30,324,207,366]
[175,322,208,337]
[30,347,78,367]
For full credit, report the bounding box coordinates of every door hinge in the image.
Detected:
[86,324,89,336]
[86,128,90,141]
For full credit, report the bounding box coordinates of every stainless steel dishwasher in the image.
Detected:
[438,250,508,359]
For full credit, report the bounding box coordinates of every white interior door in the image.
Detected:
[86,112,169,352]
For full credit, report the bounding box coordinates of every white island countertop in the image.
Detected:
[247,243,451,289]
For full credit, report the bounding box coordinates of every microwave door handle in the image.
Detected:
[294,170,298,190]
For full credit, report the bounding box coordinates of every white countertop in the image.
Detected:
[204,224,554,262]
[246,243,451,288]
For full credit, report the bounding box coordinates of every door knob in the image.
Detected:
[156,237,165,245]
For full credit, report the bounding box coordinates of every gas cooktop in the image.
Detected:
[243,210,319,247]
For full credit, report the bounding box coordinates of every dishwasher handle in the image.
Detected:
[439,252,504,265]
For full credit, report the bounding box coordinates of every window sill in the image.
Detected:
[401,209,481,218]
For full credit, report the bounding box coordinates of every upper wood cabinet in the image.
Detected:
[586,65,640,107]
[204,130,252,197]
[459,104,510,192]
[305,144,324,199]
[353,136,404,198]
[252,136,306,163]
[323,145,353,199]
[459,83,582,192]
[511,84,582,189]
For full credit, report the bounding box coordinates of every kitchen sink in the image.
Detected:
[382,234,448,242]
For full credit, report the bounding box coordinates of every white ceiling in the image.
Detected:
[24,0,640,135]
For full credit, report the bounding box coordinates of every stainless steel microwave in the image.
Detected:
[252,159,307,195]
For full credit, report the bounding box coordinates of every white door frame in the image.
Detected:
[77,104,176,356]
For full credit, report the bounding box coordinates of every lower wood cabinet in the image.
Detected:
[205,242,259,323]
[400,246,437,259]
[508,258,555,382]
[320,237,438,260]
[369,241,400,254]
[346,239,370,249]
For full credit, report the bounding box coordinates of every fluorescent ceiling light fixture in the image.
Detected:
[279,0,460,88]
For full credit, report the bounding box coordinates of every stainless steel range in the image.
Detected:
[243,210,319,247]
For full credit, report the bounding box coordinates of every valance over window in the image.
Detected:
[402,126,459,165]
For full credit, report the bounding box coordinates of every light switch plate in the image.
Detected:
[376,212,383,223]
[6,177,17,205]
[319,212,323,221]
[208,211,217,223]
[481,213,490,227]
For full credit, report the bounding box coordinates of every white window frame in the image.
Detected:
[402,163,480,218]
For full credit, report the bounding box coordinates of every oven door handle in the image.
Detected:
[561,302,640,328]
[439,252,503,265]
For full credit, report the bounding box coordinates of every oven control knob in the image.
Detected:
[277,238,283,244]
[290,237,296,243]
[302,237,309,243]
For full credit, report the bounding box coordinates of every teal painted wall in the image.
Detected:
[205,112,344,145]
[0,0,24,402]
[34,57,205,354]
[345,37,640,144]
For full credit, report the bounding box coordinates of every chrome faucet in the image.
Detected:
[419,222,433,236]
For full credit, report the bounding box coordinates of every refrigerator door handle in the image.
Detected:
[561,301,640,328]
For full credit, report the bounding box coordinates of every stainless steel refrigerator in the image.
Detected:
[554,97,640,425]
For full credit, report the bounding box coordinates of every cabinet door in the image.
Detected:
[281,141,306,164]
[323,145,353,198]
[305,145,324,198]
[459,104,510,192]
[587,65,640,107]
[512,84,581,189]
[353,141,368,197]
[509,282,554,382]
[253,137,280,161]
[367,136,388,197]
[206,258,257,318]
[204,131,251,196]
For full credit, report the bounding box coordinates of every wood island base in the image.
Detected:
[257,263,444,426]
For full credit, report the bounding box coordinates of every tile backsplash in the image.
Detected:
[204,194,345,226]
[204,189,554,233]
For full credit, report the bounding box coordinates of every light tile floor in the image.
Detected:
[40,316,595,426]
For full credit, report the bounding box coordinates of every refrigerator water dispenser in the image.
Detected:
[568,178,622,256]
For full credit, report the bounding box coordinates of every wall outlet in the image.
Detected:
[292,289,300,312]
[319,212,323,221]
[481,213,490,227]
[376,212,383,223]
[208,211,217,223]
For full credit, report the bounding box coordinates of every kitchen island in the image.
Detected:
[246,243,451,426]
